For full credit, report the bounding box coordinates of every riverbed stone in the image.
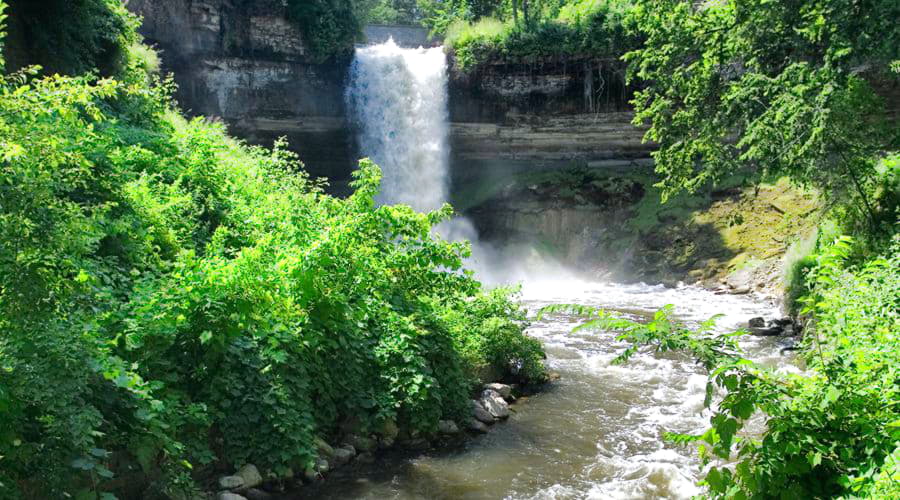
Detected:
[471,399,495,424]
[218,493,248,500]
[467,418,489,433]
[218,475,244,490]
[748,317,765,328]
[749,326,783,336]
[438,420,460,435]
[347,434,377,453]
[236,464,262,489]
[332,445,356,466]
[484,383,512,399]
[480,392,510,419]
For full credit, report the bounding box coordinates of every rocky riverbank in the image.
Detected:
[209,381,551,499]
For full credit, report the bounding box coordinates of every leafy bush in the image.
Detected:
[446,0,636,70]
[0,2,545,497]
[285,0,361,62]
[3,0,137,76]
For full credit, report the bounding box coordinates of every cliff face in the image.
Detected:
[129,2,658,272]
[128,0,355,186]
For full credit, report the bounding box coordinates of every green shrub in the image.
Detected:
[3,0,138,76]
[285,0,360,62]
[0,2,545,497]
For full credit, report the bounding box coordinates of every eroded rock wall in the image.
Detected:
[128,0,356,187]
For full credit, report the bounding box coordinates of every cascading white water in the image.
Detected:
[346,39,452,211]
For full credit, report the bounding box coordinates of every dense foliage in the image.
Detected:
[626,0,900,208]
[0,2,545,497]
[285,0,361,61]
[443,0,638,69]
[2,0,137,76]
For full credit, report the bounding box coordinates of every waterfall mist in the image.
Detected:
[346,39,572,285]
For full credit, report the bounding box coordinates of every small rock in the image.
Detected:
[347,435,377,453]
[314,437,334,458]
[748,317,766,328]
[471,400,495,424]
[218,493,248,500]
[357,452,375,464]
[467,418,489,433]
[484,383,512,399]
[244,489,272,500]
[729,286,751,295]
[548,372,562,381]
[315,458,329,475]
[218,476,244,491]
[480,393,510,419]
[237,464,262,489]
[772,317,794,327]
[438,420,460,435]
[749,326,782,336]
[332,445,356,466]
[378,436,396,449]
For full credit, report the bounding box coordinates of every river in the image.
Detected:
[300,278,796,499]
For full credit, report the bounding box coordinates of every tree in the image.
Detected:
[626,0,900,220]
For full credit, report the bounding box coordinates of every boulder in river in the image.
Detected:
[467,418,489,433]
[347,434,377,453]
[748,317,765,328]
[480,390,510,419]
[471,399,495,424]
[484,383,512,399]
[236,464,262,489]
[218,476,244,490]
[332,445,356,466]
[438,420,460,435]
[218,493,248,500]
[749,326,783,336]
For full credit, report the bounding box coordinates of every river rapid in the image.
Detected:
[302,278,797,499]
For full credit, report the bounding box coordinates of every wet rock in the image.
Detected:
[484,383,512,399]
[471,399,495,424]
[548,372,562,381]
[315,458,329,475]
[748,317,765,328]
[237,464,262,489]
[772,317,794,327]
[332,445,356,466]
[347,435,377,453]
[357,452,375,464]
[438,420,460,435]
[480,391,510,419]
[467,418,489,433]
[218,476,244,490]
[314,437,334,458]
[749,326,782,336]
[729,286,751,295]
[218,493,248,500]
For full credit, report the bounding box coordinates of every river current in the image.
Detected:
[324,39,797,499]
[303,279,796,499]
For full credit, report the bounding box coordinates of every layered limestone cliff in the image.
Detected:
[128,0,355,186]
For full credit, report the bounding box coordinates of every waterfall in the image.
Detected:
[345,39,452,211]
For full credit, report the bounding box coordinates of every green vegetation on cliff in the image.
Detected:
[550,0,899,497]
[0,2,544,497]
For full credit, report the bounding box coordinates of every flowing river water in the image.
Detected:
[309,40,798,498]
[302,278,795,499]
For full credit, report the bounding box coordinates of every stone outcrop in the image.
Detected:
[127,0,355,188]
